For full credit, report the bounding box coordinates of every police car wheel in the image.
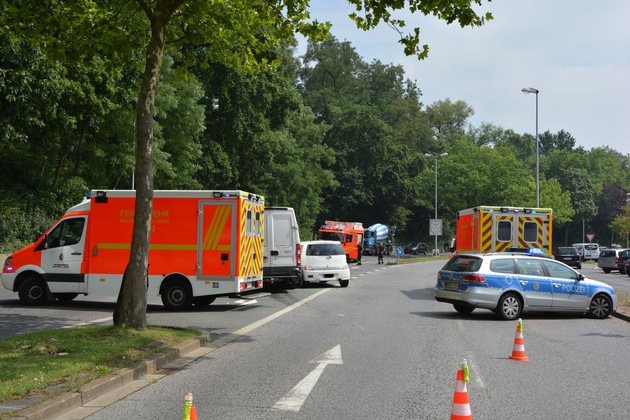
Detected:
[161,280,193,311]
[453,304,475,314]
[18,276,48,306]
[496,293,522,320]
[588,294,612,319]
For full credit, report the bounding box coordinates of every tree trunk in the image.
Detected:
[114,0,185,329]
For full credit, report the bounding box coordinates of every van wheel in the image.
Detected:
[18,276,48,306]
[194,296,216,307]
[339,280,349,287]
[602,268,611,273]
[577,263,582,269]
[55,293,78,301]
[161,280,193,311]
[495,292,522,320]
[588,294,612,319]
[285,277,297,290]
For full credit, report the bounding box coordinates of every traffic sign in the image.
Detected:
[396,246,404,255]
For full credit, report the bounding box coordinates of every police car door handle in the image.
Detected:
[519,280,528,285]
[553,283,562,288]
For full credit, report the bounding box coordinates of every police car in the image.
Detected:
[434,253,618,320]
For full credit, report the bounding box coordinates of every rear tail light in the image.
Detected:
[296,243,301,267]
[462,274,486,284]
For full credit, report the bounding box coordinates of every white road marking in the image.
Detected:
[273,345,343,412]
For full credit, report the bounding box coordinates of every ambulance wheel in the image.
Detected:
[339,279,349,287]
[161,280,193,311]
[194,296,216,307]
[18,276,48,306]
[453,304,475,314]
[495,292,522,320]
[55,293,78,301]
[588,294,613,319]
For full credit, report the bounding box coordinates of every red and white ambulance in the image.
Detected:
[1,190,265,310]
[454,206,553,256]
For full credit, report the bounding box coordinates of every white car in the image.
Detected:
[299,241,350,287]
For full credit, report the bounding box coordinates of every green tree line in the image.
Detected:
[1,1,628,329]
[3,30,629,250]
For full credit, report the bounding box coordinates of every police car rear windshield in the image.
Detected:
[442,256,482,272]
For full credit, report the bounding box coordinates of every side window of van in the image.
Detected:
[47,218,86,248]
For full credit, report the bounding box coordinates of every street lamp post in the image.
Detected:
[424,152,448,255]
[521,87,539,207]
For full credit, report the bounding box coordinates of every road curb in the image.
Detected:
[3,333,210,420]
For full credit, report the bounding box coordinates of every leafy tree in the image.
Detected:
[425,99,474,146]
[1,0,496,329]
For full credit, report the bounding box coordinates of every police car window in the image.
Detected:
[490,259,516,274]
[541,260,577,280]
[515,259,544,276]
[497,220,511,242]
[443,257,482,272]
[522,221,538,243]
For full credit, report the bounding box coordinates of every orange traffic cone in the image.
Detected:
[451,359,472,420]
[190,405,197,420]
[509,318,529,361]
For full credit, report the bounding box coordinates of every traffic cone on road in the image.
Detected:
[508,318,529,361]
[183,393,193,420]
[451,359,472,420]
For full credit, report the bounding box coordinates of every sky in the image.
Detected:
[298,0,630,155]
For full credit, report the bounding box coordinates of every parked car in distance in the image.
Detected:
[299,241,350,288]
[618,249,630,274]
[404,242,428,255]
[625,258,630,277]
[571,243,600,261]
[554,246,582,269]
[598,248,627,273]
[434,253,617,320]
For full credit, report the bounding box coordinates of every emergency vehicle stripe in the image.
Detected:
[480,212,493,252]
[203,205,231,251]
[98,243,196,250]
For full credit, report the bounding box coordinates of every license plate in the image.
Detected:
[563,257,572,261]
[444,281,459,290]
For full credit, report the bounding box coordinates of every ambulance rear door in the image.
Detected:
[198,201,235,280]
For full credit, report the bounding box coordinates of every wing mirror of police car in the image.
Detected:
[577,273,585,281]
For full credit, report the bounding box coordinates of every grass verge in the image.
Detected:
[0,325,200,405]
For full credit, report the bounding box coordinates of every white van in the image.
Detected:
[263,207,301,289]
[299,240,350,288]
[572,243,600,262]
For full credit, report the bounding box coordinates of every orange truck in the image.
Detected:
[318,221,364,261]
[1,190,265,310]
[454,206,553,256]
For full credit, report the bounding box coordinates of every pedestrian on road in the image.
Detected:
[357,243,363,265]
[377,242,384,264]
